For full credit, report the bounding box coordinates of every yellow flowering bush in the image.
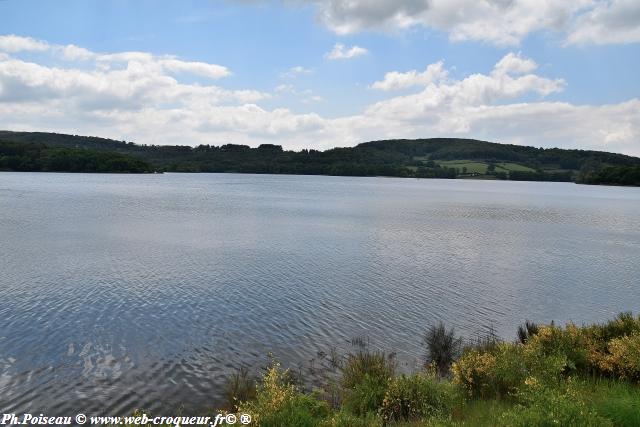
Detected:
[452,341,568,398]
[451,349,497,397]
[526,324,589,374]
[583,312,640,375]
[597,333,640,382]
[238,360,329,427]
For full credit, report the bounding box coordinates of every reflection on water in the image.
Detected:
[1,173,639,414]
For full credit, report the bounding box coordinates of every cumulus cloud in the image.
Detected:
[157,58,231,79]
[0,35,231,80]
[0,38,638,156]
[566,0,640,45]
[325,43,368,60]
[493,52,538,75]
[303,0,639,46]
[371,61,448,90]
[0,35,49,52]
[58,44,95,61]
[371,54,563,102]
[0,56,257,108]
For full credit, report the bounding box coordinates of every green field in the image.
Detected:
[496,162,536,172]
[434,160,537,175]
[437,160,489,174]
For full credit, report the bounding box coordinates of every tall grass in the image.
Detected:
[423,323,462,377]
[224,366,257,411]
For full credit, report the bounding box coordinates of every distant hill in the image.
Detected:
[1,130,639,184]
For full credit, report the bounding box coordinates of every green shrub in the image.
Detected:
[342,373,389,416]
[584,313,640,377]
[238,360,329,427]
[380,373,455,423]
[340,350,395,415]
[527,324,589,374]
[342,350,396,390]
[452,342,566,398]
[598,333,640,382]
[587,312,640,343]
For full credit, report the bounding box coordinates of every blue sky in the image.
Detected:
[0,0,639,155]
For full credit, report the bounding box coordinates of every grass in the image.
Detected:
[575,378,640,427]
[436,160,489,174]
[495,162,536,173]
[434,160,538,175]
[213,313,640,426]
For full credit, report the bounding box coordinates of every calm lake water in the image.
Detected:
[1,172,639,414]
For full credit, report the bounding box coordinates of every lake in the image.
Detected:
[1,172,639,415]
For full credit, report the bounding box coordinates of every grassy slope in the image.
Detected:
[434,160,537,175]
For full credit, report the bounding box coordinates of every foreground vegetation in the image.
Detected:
[215,313,640,426]
[2,131,639,184]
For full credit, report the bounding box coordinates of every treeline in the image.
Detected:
[0,140,152,173]
[577,165,640,186]
[360,139,638,169]
[1,131,639,184]
[508,170,574,182]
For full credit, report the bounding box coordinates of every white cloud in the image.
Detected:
[304,0,640,46]
[0,39,638,157]
[371,61,448,90]
[275,83,294,93]
[274,83,324,103]
[0,35,49,53]
[280,66,313,78]
[493,52,537,75]
[566,0,640,45]
[325,43,368,60]
[0,35,231,80]
[58,44,95,61]
[157,58,231,79]
[371,54,563,100]
[291,65,312,74]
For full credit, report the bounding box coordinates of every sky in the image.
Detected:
[0,0,639,155]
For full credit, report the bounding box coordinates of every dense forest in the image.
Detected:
[577,165,640,186]
[0,139,151,173]
[1,131,639,185]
